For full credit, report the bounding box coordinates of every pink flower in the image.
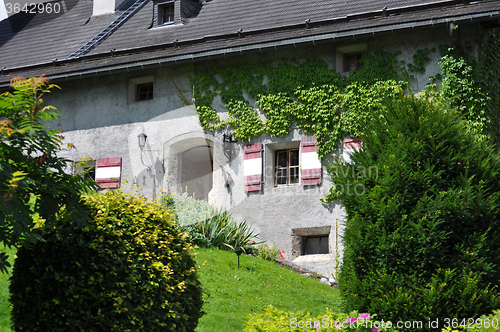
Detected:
[314,321,320,328]
[335,321,341,328]
[345,317,357,323]
[371,327,379,332]
[359,313,370,320]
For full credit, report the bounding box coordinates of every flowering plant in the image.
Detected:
[256,243,285,261]
[243,306,397,331]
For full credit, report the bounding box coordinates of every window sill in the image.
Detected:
[151,23,182,30]
[292,254,331,263]
[274,183,300,188]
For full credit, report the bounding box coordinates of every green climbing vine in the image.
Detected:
[189,31,500,157]
[191,54,409,157]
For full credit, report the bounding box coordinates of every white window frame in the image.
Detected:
[274,148,300,186]
[158,1,175,25]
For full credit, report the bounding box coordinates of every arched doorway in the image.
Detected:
[180,145,213,200]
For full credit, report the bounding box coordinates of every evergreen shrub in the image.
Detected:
[327,96,500,329]
[10,190,203,331]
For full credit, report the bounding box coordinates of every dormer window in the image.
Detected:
[159,2,175,25]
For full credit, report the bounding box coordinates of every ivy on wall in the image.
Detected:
[189,29,499,158]
[191,55,407,158]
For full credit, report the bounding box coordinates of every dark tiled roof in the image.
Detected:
[0,0,499,85]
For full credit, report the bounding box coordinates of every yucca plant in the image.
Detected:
[199,210,261,252]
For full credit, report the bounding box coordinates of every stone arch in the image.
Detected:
[165,133,220,204]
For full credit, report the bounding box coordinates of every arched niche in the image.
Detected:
[165,135,219,203]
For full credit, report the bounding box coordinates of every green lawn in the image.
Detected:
[195,247,342,331]
[0,247,341,331]
[0,247,15,332]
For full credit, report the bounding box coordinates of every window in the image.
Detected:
[291,226,331,259]
[304,236,329,255]
[275,149,299,186]
[136,83,153,101]
[158,2,174,25]
[82,162,96,181]
[336,43,367,74]
[74,158,95,180]
[344,52,363,72]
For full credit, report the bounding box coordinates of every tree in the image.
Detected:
[326,95,500,329]
[0,76,96,272]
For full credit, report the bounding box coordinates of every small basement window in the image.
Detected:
[344,52,364,72]
[158,2,175,25]
[304,236,329,255]
[275,148,299,186]
[137,83,153,101]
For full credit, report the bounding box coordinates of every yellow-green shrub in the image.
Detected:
[243,305,396,332]
[440,309,500,332]
[10,190,203,331]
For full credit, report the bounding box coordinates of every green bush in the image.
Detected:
[161,192,216,226]
[243,305,394,331]
[327,96,500,329]
[180,223,211,248]
[10,190,203,331]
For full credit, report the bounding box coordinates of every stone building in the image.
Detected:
[1,0,499,276]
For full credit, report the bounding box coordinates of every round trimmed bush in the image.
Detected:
[10,190,203,331]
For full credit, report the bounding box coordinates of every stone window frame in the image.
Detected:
[291,226,331,260]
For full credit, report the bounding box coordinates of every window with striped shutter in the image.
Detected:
[243,143,263,192]
[343,137,363,163]
[301,136,321,186]
[95,157,122,189]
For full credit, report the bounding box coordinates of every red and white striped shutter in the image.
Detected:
[95,157,122,189]
[243,143,263,192]
[343,137,363,163]
[301,136,321,186]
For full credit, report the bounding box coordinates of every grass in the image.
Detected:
[0,247,15,332]
[0,246,342,331]
[194,247,342,331]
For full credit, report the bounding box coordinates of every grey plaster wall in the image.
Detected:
[47,64,195,131]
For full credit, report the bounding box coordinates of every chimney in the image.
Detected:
[93,0,127,16]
